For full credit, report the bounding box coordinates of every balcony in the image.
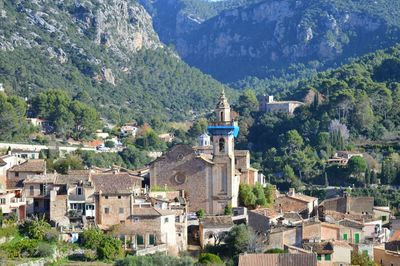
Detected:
[10,197,26,207]
[135,244,168,256]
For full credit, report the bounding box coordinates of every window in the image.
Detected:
[15,172,19,177]
[363,250,368,256]
[149,234,156,245]
[382,215,387,222]
[105,196,108,199]
[137,235,144,245]
[133,217,139,222]
[220,111,223,122]
[76,187,83,195]
[29,186,34,196]
[355,233,360,244]
[343,233,348,240]
[34,201,39,207]
[118,196,121,199]
[119,208,124,214]
[164,217,169,223]
[317,255,321,261]
[219,138,225,152]
[325,254,331,261]
[104,207,109,214]
[0,198,5,204]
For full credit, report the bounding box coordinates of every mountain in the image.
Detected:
[0,0,229,123]
[141,0,400,83]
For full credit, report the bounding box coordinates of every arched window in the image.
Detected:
[219,138,225,152]
[220,111,224,122]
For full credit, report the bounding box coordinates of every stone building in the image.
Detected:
[7,159,46,180]
[150,91,258,215]
[258,95,304,114]
[115,206,179,255]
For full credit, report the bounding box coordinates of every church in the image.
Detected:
[149,91,262,215]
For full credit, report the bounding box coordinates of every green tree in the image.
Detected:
[283,164,302,190]
[283,130,304,155]
[225,224,251,255]
[198,253,224,265]
[348,156,368,180]
[239,184,257,208]
[351,251,378,266]
[104,140,115,148]
[236,89,259,116]
[352,91,374,134]
[253,183,267,207]
[52,155,84,174]
[264,184,275,206]
[80,228,104,249]
[97,235,123,260]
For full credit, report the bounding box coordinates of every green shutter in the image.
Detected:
[317,255,321,261]
[363,250,368,256]
[343,233,348,240]
[355,233,360,244]
[325,254,331,261]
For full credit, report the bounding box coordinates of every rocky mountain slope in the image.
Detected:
[141,0,400,82]
[0,0,228,122]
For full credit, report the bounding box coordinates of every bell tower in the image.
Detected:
[216,89,231,124]
[207,90,240,214]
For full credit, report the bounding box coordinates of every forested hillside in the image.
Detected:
[0,0,229,123]
[233,45,400,190]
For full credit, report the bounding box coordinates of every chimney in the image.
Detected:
[268,95,274,103]
[288,188,295,197]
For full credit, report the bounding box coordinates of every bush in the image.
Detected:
[199,253,224,265]
[104,140,115,148]
[97,235,123,260]
[80,228,104,249]
[197,209,206,219]
[0,224,18,238]
[19,216,51,240]
[45,228,59,243]
[265,248,287,254]
[224,203,232,215]
[3,238,39,258]
[35,242,54,257]
[116,254,195,266]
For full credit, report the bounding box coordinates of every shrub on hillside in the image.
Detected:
[96,235,123,260]
[18,216,51,241]
[198,253,224,265]
[80,228,104,249]
[35,242,54,257]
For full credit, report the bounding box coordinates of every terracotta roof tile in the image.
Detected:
[200,216,234,228]
[92,173,142,194]
[9,160,46,173]
[238,253,317,266]
[130,207,175,217]
[251,208,280,219]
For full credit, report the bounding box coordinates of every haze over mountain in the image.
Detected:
[140,0,400,82]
